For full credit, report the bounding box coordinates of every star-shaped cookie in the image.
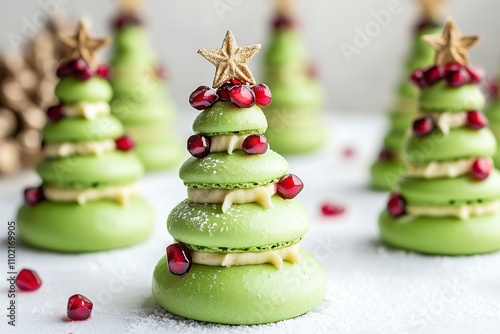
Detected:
[198,30,261,88]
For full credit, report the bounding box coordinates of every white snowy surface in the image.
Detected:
[1,114,500,334]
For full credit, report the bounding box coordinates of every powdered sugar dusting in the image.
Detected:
[125,285,336,334]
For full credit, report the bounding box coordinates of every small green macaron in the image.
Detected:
[55,77,113,104]
[43,115,123,143]
[419,81,485,112]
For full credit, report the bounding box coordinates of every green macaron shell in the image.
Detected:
[55,77,113,104]
[405,26,441,69]
[124,122,174,143]
[399,170,500,206]
[379,210,500,255]
[383,128,410,152]
[180,150,288,189]
[264,29,306,68]
[168,197,308,252]
[112,26,155,62]
[419,81,485,112]
[370,159,406,191]
[265,79,322,112]
[152,247,326,325]
[266,119,325,155]
[134,139,184,171]
[486,100,500,123]
[112,94,175,125]
[17,196,154,252]
[396,80,419,99]
[43,115,123,143]
[192,102,267,135]
[405,127,496,164]
[37,151,143,188]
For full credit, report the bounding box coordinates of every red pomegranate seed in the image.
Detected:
[276,174,304,199]
[115,135,135,151]
[252,83,272,107]
[242,134,268,154]
[444,62,462,73]
[57,58,88,78]
[67,294,93,321]
[166,243,192,276]
[230,78,246,85]
[16,269,42,291]
[24,187,44,206]
[187,134,211,158]
[387,193,406,217]
[76,67,92,81]
[46,105,65,122]
[379,149,393,162]
[466,67,483,84]
[342,147,355,158]
[112,14,142,29]
[95,65,111,79]
[228,85,255,108]
[423,65,445,85]
[321,203,346,217]
[471,157,492,180]
[273,15,296,29]
[446,67,470,87]
[466,110,487,129]
[155,64,167,80]
[410,69,425,89]
[189,86,218,110]
[412,116,435,136]
[216,83,231,101]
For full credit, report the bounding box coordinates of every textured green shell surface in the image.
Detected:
[370,158,406,191]
[399,170,500,205]
[168,197,309,251]
[266,79,322,110]
[193,102,267,135]
[264,29,306,67]
[43,115,123,143]
[265,118,325,154]
[379,210,500,255]
[17,196,154,252]
[419,81,485,112]
[152,247,326,325]
[55,77,113,104]
[405,127,496,163]
[37,151,143,188]
[180,150,288,189]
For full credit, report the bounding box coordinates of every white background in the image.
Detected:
[1,0,500,113]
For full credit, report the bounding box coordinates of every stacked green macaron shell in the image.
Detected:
[109,10,182,171]
[485,80,500,166]
[379,19,500,255]
[16,22,154,252]
[262,12,325,155]
[152,31,326,325]
[371,20,441,190]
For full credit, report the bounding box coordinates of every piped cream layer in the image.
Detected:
[43,140,115,158]
[190,243,301,269]
[43,183,140,205]
[407,200,500,220]
[187,184,276,213]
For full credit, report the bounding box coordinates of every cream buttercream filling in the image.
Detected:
[406,158,480,178]
[406,200,500,220]
[43,183,140,205]
[190,243,301,269]
[43,139,115,158]
[420,111,467,135]
[64,102,110,120]
[187,184,276,213]
[209,134,248,154]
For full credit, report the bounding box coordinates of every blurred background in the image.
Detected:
[0,0,499,113]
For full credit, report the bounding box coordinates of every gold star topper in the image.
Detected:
[198,30,261,88]
[275,0,295,17]
[58,20,111,69]
[118,0,144,14]
[416,0,447,22]
[422,18,479,66]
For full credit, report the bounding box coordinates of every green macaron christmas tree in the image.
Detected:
[262,0,325,155]
[485,75,500,166]
[109,0,182,171]
[370,0,445,190]
[17,21,154,252]
[152,30,326,324]
[379,18,500,255]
